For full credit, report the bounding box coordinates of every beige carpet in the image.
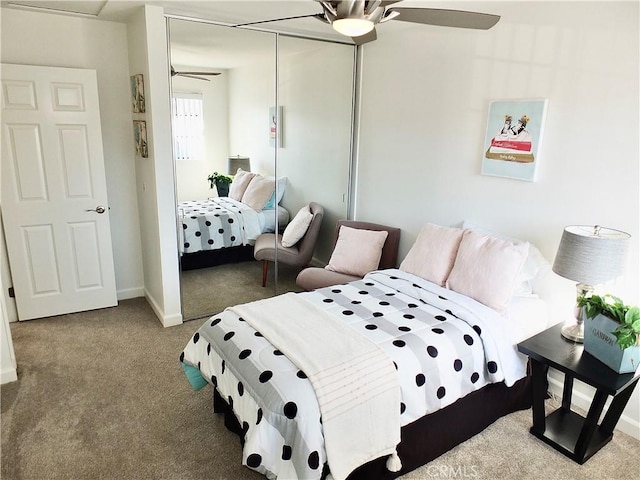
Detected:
[2,297,639,480]
[181,260,302,321]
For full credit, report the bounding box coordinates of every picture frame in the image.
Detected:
[130,74,145,113]
[133,120,148,158]
[269,106,283,148]
[481,99,548,182]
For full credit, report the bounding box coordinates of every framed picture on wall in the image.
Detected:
[481,99,548,182]
[269,106,283,148]
[130,74,145,113]
[133,120,148,158]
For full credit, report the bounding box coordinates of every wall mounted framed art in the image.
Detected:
[130,74,145,113]
[481,99,548,182]
[133,120,148,158]
[269,106,283,148]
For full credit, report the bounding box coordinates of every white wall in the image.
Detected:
[172,71,230,202]
[0,8,145,320]
[356,1,639,438]
[126,5,181,327]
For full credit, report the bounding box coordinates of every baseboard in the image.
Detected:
[548,371,640,440]
[144,289,183,328]
[117,286,145,301]
[1,366,18,384]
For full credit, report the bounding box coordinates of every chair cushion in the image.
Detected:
[325,226,388,277]
[281,205,312,247]
[297,267,361,291]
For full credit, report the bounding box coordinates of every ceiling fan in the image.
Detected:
[235,0,500,45]
[170,66,221,82]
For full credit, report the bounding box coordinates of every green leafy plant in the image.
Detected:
[207,172,232,189]
[578,293,640,350]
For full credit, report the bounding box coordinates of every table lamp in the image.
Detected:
[552,225,630,342]
[228,156,250,175]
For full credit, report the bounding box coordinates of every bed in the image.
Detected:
[180,224,553,479]
[179,197,290,270]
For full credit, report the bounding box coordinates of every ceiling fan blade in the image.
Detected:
[177,74,211,82]
[174,71,221,76]
[352,27,377,45]
[389,8,500,30]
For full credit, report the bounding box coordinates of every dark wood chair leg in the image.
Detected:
[262,260,269,287]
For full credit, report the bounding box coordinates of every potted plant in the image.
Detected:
[578,293,640,373]
[207,172,232,197]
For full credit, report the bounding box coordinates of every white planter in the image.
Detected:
[584,313,640,374]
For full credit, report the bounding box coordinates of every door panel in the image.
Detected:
[1,63,117,320]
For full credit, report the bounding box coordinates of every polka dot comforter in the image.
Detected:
[179,197,264,254]
[180,269,528,480]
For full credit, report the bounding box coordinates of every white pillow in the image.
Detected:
[399,223,464,286]
[446,229,529,314]
[281,205,313,248]
[325,226,389,277]
[242,175,275,211]
[228,169,255,201]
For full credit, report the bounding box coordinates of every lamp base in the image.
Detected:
[561,321,584,343]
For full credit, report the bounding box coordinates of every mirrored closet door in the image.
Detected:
[168,18,355,322]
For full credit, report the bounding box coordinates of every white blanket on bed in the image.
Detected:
[230,292,401,480]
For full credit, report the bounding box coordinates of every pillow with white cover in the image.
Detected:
[399,223,464,286]
[263,177,288,209]
[242,175,275,211]
[446,229,529,314]
[461,221,550,295]
[281,205,313,248]
[228,169,256,201]
[325,226,389,277]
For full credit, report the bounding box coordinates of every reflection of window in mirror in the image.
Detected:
[172,93,204,161]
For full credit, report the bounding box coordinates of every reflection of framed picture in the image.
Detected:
[481,99,548,182]
[130,74,145,113]
[133,120,148,158]
[269,106,283,147]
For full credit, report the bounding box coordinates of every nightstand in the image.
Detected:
[517,323,639,464]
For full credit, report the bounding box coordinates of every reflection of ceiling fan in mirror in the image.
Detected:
[235,0,500,45]
[170,66,221,82]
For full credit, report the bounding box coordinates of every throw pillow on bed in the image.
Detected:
[228,169,256,201]
[242,175,275,211]
[281,205,313,248]
[325,226,389,277]
[446,229,529,314]
[400,223,464,286]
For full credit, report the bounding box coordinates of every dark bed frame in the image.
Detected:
[180,245,255,271]
[211,370,534,479]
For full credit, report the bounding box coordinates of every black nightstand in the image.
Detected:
[517,323,639,464]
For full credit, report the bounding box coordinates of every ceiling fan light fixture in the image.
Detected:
[332,18,374,37]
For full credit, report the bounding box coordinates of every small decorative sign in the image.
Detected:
[133,120,148,158]
[130,74,145,113]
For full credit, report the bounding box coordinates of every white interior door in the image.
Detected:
[1,64,117,320]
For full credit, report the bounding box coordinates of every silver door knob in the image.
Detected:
[86,206,106,214]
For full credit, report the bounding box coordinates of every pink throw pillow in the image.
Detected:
[399,223,464,286]
[326,226,389,277]
[446,230,529,314]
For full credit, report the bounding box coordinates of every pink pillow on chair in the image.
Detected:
[325,226,388,277]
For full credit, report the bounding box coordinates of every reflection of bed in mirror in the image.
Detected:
[179,197,290,270]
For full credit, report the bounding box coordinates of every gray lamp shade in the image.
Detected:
[552,225,630,285]
[227,156,250,175]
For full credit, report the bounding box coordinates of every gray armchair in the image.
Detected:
[296,220,401,291]
[254,202,324,287]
